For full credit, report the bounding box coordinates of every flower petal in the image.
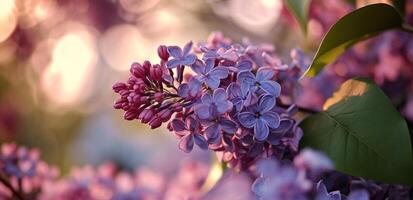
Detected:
[167,46,182,58]
[209,67,229,79]
[182,41,193,56]
[178,134,194,153]
[166,59,181,69]
[190,60,206,75]
[194,133,208,150]
[177,84,189,98]
[182,54,197,66]
[254,118,269,141]
[256,67,274,81]
[171,119,186,132]
[213,88,227,102]
[261,112,280,129]
[205,77,220,89]
[227,83,241,98]
[205,124,221,144]
[259,95,276,113]
[260,80,281,97]
[204,59,215,73]
[188,78,202,97]
[220,119,237,134]
[186,116,199,131]
[238,112,256,128]
[237,71,255,84]
[201,93,213,104]
[194,104,211,120]
[237,59,253,72]
[243,91,258,107]
[216,100,233,114]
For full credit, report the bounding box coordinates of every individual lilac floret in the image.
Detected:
[200,46,238,62]
[238,95,280,141]
[190,59,229,89]
[194,88,233,120]
[171,116,208,153]
[294,148,333,178]
[227,82,258,111]
[252,158,312,200]
[237,67,281,97]
[166,41,197,69]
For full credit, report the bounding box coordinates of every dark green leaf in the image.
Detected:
[284,0,311,33]
[300,78,413,186]
[304,3,403,77]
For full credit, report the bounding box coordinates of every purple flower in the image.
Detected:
[190,59,229,89]
[166,41,197,69]
[293,148,333,177]
[194,88,233,120]
[171,116,208,153]
[200,46,238,62]
[252,159,311,200]
[203,114,237,144]
[237,67,281,97]
[238,95,280,141]
[316,181,342,200]
[227,82,258,112]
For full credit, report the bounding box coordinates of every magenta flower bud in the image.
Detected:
[154,92,163,102]
[172,103,183,112]
[113,99,125,109]
[157,45,169,60]
[139,108,155,123]
[119,90,130,96]
[143,60,151,74]
[140,96,150,103]
[158,109,172,122]
[149,117,162,129]
[150,64,163,81]
[124,110,138,120]
[130,62,146,78]
[112,82,127,93]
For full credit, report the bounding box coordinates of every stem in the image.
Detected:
[0,173,24,200]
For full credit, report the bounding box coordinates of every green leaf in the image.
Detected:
[284,0,311,33]
[304,3,404,77]
[300,78,413,186]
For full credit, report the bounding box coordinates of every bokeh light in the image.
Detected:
[0,0,18,43]
[40,23,98,107]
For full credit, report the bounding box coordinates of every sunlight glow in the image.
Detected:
[41,29,97,107]
[0,0,17,43]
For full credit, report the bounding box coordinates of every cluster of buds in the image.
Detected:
[113,32,306,170]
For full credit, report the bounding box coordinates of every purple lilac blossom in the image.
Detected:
[112,32,305,170]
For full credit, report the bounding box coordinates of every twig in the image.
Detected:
[0,173,24,200]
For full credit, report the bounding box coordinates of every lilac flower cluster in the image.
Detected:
[0,143,58,199]
[251,149,371,200]
[0,143,210,200]
[113,32,304,169]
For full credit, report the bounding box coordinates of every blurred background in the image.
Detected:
[0,0,308,175]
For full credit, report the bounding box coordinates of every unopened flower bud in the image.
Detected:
[149,117,162,129]
[150,64,163,81]
[158,109,172,122]
[124,110,137,121]
[157,45,169,60]
[130,62,146,78]
[154,92,163,102]
[143,60,151,74]
[112,82,127,93]
[139,108,155,123]
[172,103,183,112]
